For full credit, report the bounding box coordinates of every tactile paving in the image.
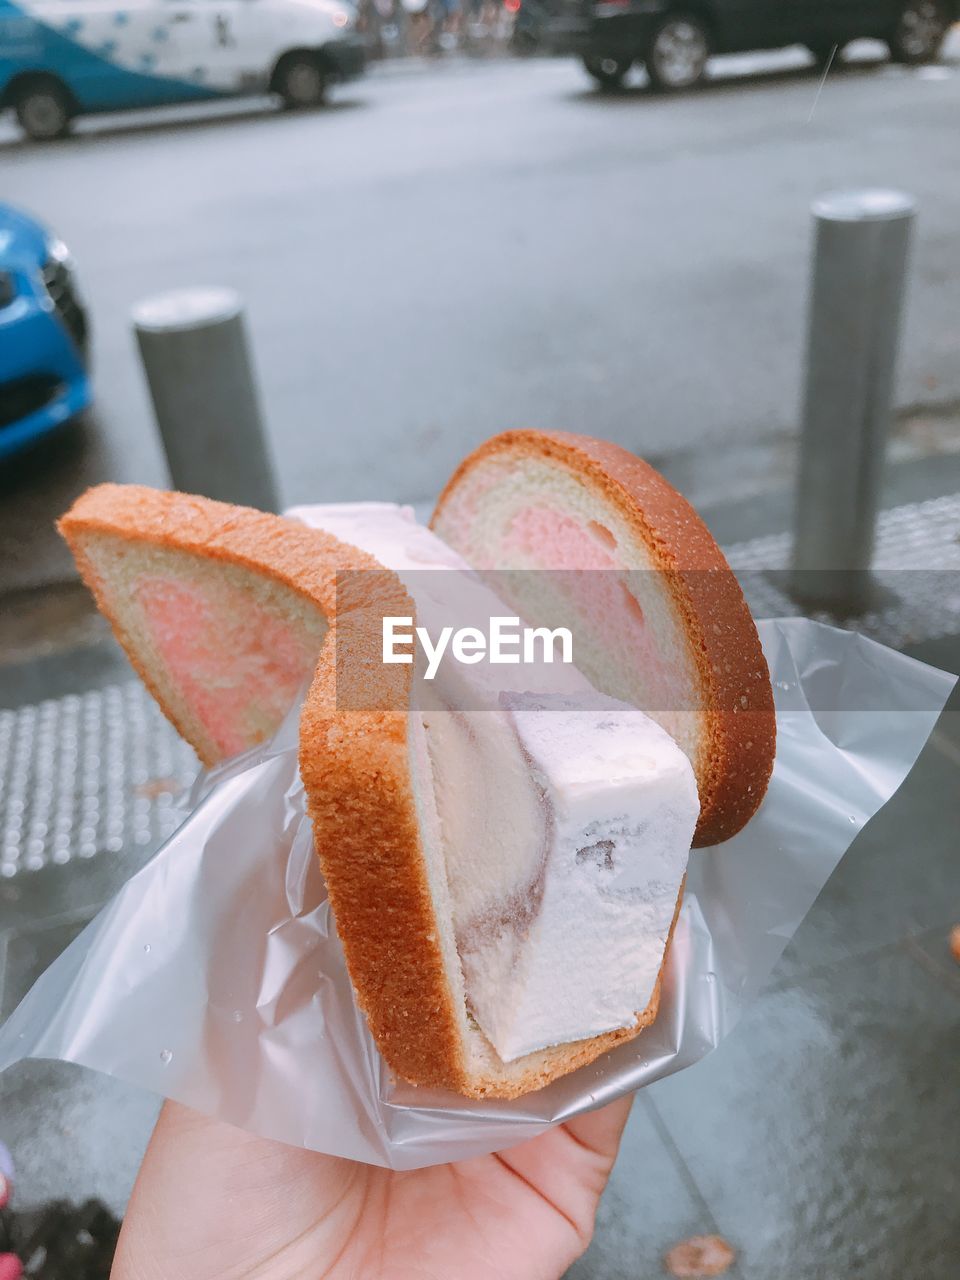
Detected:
[0,683,197,878]
[726,491,960,645]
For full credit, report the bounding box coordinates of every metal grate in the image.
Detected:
[726,491,960,647]
[0,492,957,878]
[0,683,197,879]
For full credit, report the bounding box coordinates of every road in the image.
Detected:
[3,39,960,591]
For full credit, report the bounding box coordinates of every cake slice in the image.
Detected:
[431,430,776,846]
[58,484,373,765]
[295,502,700,1096]
[59,451,775,1101]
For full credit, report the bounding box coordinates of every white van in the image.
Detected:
[0,0,365,140]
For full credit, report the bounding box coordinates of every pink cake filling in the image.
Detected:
[503,505,618,572]
[501,504,687,714]
[136,575,320,758]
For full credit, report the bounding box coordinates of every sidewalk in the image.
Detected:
[572,646,960,1280]
[0,472,958,1277]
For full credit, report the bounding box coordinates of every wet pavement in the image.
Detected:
[4,39,960,595]
[571,694,960,1280]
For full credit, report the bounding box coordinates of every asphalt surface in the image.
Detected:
[3,38,960,591]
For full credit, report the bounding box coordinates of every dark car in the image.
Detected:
[544,0,957,90]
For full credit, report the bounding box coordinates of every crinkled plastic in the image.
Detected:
[0,619,953,1169]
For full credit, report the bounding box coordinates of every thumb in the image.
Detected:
[562,1092,634,1166]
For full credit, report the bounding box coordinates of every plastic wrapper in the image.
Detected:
[0,618,953,1169]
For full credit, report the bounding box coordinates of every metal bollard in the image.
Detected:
[132,287,280,512]
[790,189,916,612]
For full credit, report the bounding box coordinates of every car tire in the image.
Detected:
[582,55,633,89]
[275,53,327,109]
[645,11,711,92]
[888,0,950,63]
[14,76,73,141]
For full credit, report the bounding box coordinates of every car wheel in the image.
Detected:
[582,55,633,89]
[14,77,73,141]
[645,12,711,92]
[275,53,327,109]
[888,0,950,63]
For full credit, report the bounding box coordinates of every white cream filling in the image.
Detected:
[470,691,699,1060]
[288,502,700,1061]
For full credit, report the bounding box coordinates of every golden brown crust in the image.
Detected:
[432,430,776,847]
[299,574,471,1092]
[58,484,374,766]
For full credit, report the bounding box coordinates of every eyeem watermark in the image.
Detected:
[383,616,574,680]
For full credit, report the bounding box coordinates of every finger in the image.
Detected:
[562,1092,634,1165]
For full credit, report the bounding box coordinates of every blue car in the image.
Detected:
[0,0,364,142]
[0,202,90,460]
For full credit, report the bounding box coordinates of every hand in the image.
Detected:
[112,1095,632,1280]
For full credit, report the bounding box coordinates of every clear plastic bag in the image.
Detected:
[0,619,953,1169]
